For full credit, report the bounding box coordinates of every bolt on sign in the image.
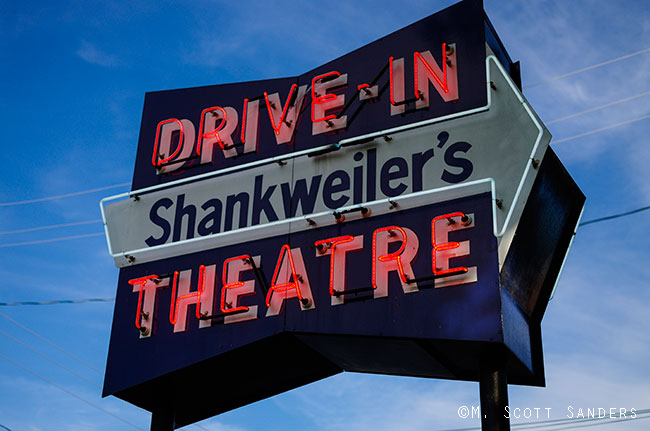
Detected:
[101,0,584,428]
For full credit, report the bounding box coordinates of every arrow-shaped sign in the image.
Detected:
[102,56,549,267]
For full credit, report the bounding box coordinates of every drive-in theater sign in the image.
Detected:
[101,0,584,429]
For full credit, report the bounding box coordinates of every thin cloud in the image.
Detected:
[76,40,120,67]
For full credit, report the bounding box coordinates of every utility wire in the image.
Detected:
[0,311,103,375]
[544,414,650,430]
[513,409,650,430]
[0,182,130,207]
[552,113,650,144]
[0,204,646,248]
[543,414,650,430]
[0,328,101,389]
[0,232,104,248]
[547,89,650,125]
[0,425,13,431]
[579,205,650,227]
[3,200,648,250]
[0,219,102,236]
[0,297,115,306]
[0,352,145,430]
[0,202,646,311]
[437,408,650,430]
[526,46,650,89]
[0,49,647,210]
[0,102,646,248]
[0,201,645,248]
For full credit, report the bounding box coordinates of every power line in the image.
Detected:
[1,200,647,313]
[0,297,115,306]
[526,46,650,89]
[0,202,644,250]
[0,352,145,430]
[0,328,101,389]
[3,200,648,250]
[0,188,645,316]
[521,409,650,430]
[0,50,647,212]
[547,89,650,125]
[552,113,650,144]
[0,182,130,207]
[437,408,650,430]
[0,425,13,431]
[579,205,650,227]
[545,414,650,430]
[0,219,102,236]
[0,311,103,375]
[0,204,644,247]
[514,410,650,430]
[0,232,104,248]
[0,112,647,248]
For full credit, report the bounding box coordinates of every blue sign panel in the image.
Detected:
[131,0,488,190]
[104,193,500,409]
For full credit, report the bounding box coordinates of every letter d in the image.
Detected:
[152,118,196,173]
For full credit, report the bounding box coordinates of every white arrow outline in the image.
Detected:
[100,56,546,267]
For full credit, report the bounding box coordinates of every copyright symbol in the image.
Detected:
[458,406,470,418]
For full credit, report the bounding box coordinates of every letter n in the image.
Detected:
[414,43,459,110]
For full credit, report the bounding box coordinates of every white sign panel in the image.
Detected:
[102,56,549,267]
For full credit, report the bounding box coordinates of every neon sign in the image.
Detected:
[103,4,585,426]
[197,107,228,153]
[128,209,477,337]
[151,44,459,173]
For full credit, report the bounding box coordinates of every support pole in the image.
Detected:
[479,352,510,430]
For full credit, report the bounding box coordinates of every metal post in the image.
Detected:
[479,352,510,430]
[150,407,175,431]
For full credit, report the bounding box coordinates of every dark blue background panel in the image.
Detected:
[131,0,489,190]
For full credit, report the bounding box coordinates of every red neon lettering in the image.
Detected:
[168,270,181,324]
[266,244,303,307]
[388,56,406,116]
[264,84,297,135]
[314,236,354,295]
[169,266,207,325]
[414,43,449,98]
[240,99,248,143]
[221,255,251,314]
[372,226,409,288]
[389,57,398,106]
[128,275,158,330]
[311,71,341,123]
[197,107,227,154]
[357,83,370,91]
[431,213,469,276]
[152,118,183,166]
[197,265,206,318]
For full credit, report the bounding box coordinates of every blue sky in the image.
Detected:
[1,0,650,430]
